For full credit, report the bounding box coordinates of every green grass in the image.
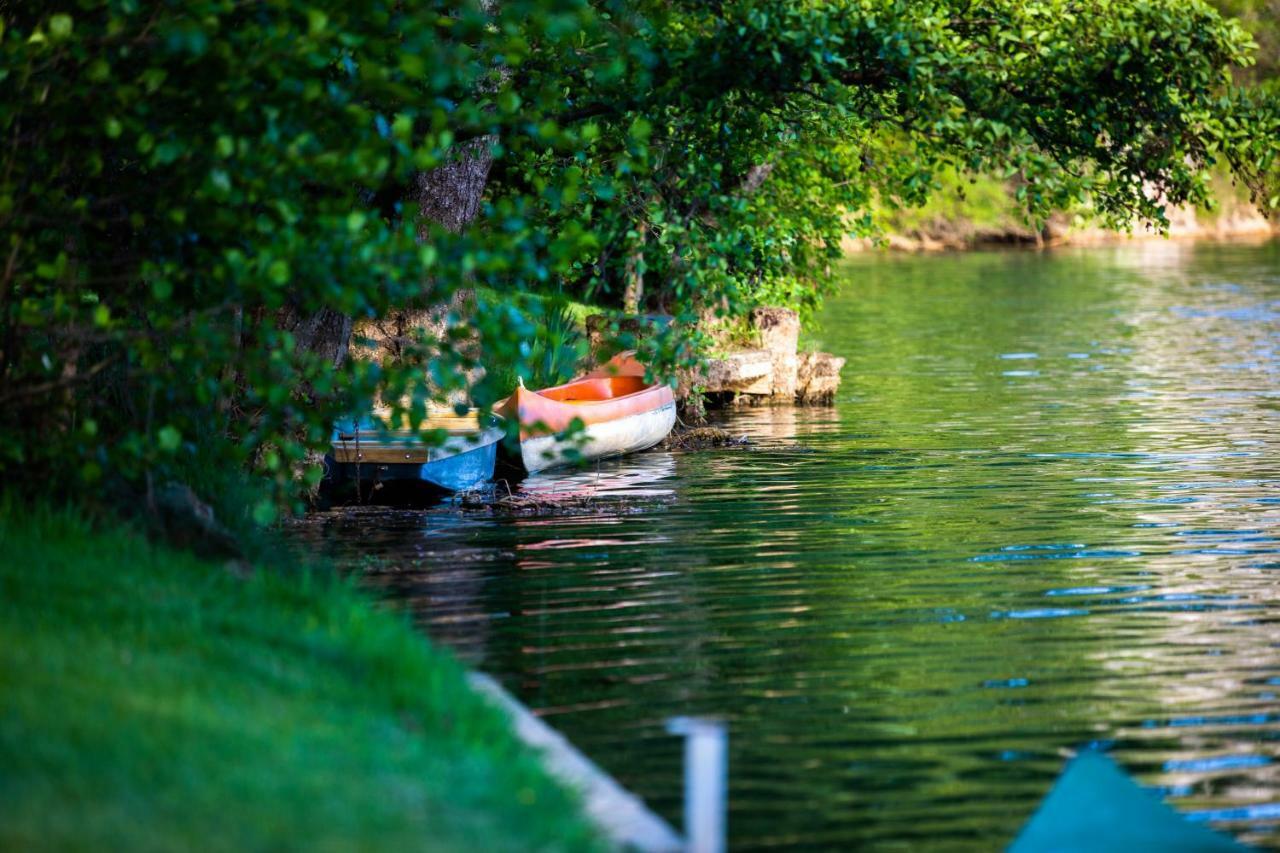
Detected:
[874,168,1027,236]
[872,165,1271,239]
[0,502,601,852]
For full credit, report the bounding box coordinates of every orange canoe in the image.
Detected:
[497,353,676,473]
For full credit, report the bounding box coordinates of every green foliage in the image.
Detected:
[0,0,599,508]
[1211,0,1280,83]
[473,293,589,406]
[0,501,602,849]
[2,0,1277,511]
[497,0,1280,334]
[528,302,590,388]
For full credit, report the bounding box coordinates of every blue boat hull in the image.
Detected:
[325,438,498,494]
[1011,751,1246,852]
[321,418,504,504]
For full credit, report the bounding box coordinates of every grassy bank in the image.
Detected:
[875,168,1030,240]
[869,167,1272,251]
[0,502,600,851]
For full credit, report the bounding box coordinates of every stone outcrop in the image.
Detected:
[693,307,843,404]
[751,307,799,398]
[796,351,846,403]
[588,306,843,405]
[686,348,773,396]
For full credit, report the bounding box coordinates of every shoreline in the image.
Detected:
[469,673,683,852]
[843,207,1276,254]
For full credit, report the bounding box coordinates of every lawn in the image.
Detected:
[0,502,601,852]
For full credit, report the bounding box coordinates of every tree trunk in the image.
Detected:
[294,10,501,377]
[277,304,352,368]
[623,220,648,314]
[290,137,494,377]
[414,137,495,236]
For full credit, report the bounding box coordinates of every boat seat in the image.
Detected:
[538,376,649,403]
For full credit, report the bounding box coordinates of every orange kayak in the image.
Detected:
[497,353,676,473]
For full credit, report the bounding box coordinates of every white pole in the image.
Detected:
[667,717,727,853]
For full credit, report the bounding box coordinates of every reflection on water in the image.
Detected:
[291,240,1280,849]
[518,452,678,499]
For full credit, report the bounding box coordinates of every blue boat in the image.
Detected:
[1010,751,1246,852]
[322,410,504,502]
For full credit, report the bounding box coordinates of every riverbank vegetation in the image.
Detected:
[0,502,601,850]
[863,164,1275,252]
[868,0,1280,249]
[3,3,1280,843]
[4,0,1280,516]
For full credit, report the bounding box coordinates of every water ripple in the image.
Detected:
[287,241,1280,850]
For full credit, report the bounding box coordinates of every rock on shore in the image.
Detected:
[690,307,844,405]
[796,351,846,403]
[589,307,844,406]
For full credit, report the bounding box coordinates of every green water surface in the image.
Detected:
[298,239,1280,849]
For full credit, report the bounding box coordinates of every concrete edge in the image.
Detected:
[467,672,683,852]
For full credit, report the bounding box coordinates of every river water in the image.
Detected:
[293,239,1280,849]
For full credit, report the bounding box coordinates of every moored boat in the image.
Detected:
[323,409,504,501]
[497,353,676,474]
[1010,751,1245,852]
